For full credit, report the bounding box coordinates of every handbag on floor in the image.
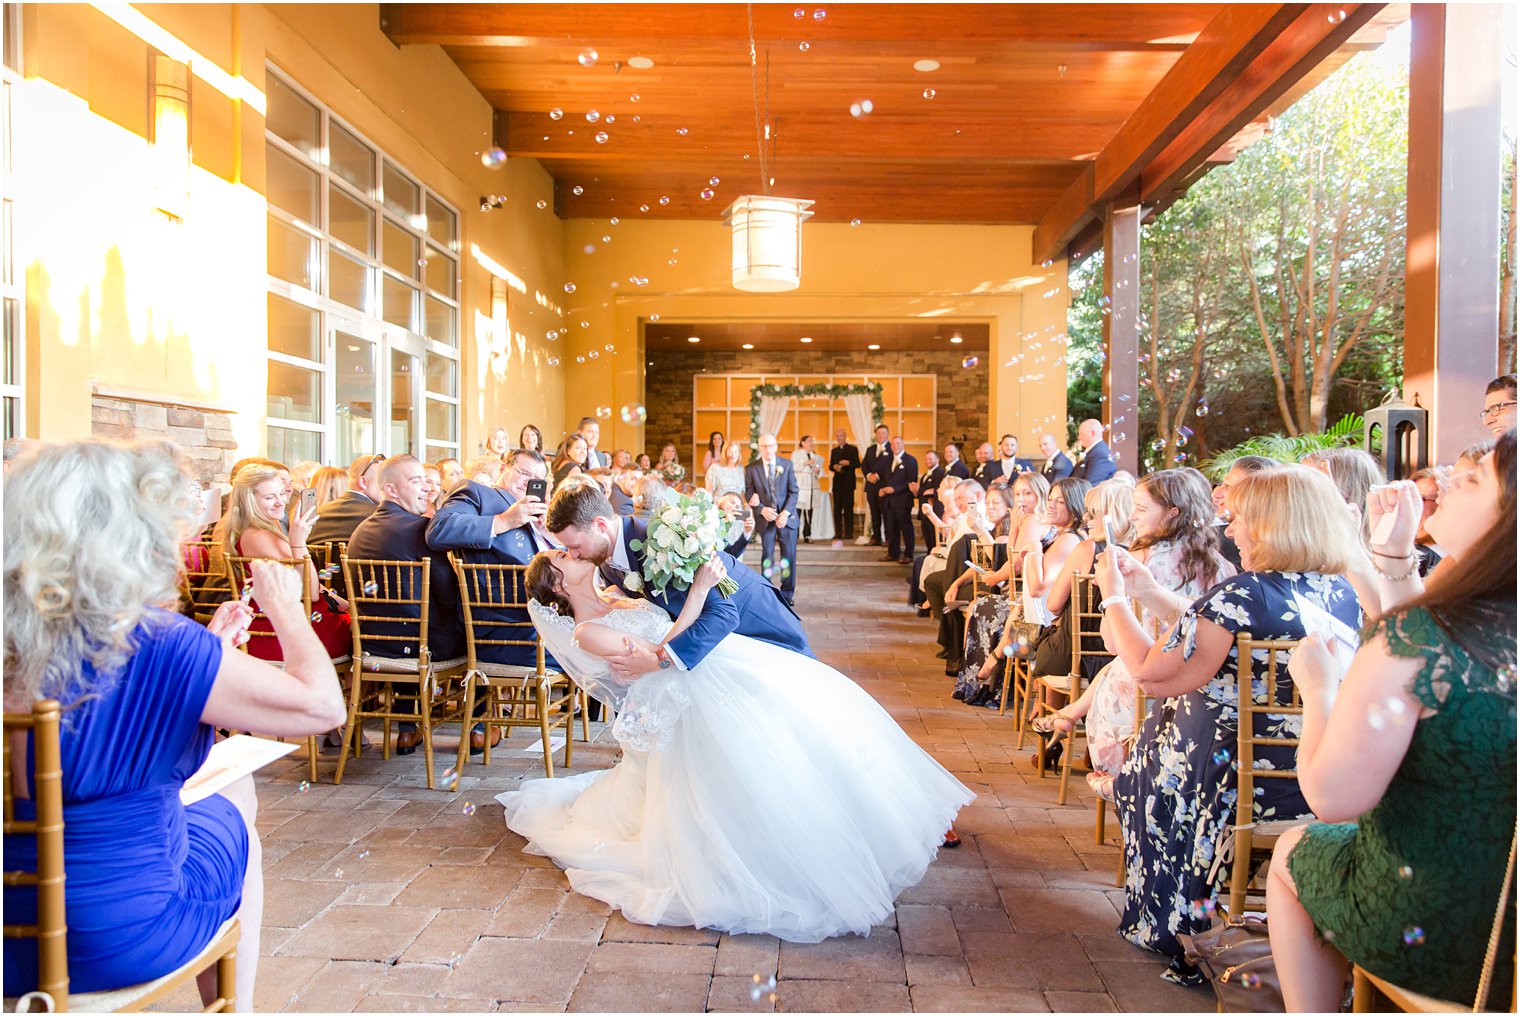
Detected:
[1178,914,1282,1013]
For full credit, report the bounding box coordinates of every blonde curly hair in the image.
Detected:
[3,440,200,708]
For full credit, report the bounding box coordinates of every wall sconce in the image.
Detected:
[150,53,190,220]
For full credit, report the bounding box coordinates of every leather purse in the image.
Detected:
[1178,914,1282,1013]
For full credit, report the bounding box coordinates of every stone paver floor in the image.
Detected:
[154,548,1213,1013]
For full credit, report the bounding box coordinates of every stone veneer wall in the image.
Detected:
[639,348,989,463]
[91,395,240,484]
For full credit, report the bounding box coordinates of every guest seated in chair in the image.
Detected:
[307,454,382,547]
[1267,431,1516,1012]
[1102,465,1362,984]
[1,439,346,1011]
[346,454,473,755]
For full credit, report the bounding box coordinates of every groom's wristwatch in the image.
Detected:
[655,646,675,669]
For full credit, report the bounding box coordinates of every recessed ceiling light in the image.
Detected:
[742,343,754,350]
[867,343,881,350]
[628,56,655,70]
[914,59,940,73]
[799,336,813,344]
[950,335,963,344]
[687,336,700,343]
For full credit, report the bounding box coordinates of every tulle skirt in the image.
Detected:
[498,634,974,943]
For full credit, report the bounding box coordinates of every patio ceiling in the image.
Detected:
[382,3,1407,257]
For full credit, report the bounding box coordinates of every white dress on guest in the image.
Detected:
[499,601,973,943]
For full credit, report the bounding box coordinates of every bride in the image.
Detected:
[498,549,973,943]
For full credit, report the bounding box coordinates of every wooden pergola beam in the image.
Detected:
[1034,3,1316,263]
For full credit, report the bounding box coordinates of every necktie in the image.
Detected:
[769,463,779,501]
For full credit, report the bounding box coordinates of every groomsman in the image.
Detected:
[1070,418,1117,483]
[744,433,801,607]
[1038,433,1073,484]
[827,428,860,541]
[877,436,917,564]
[911,449,946,554]
[861,424,892,546]
[942,442,972,481]
[971,442,998,489]
[979,434,1035,489]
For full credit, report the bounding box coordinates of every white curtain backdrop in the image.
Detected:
[844,393,875,450]
[757,396,790,444]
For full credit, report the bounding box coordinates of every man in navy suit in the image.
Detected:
[942,442,972,481]
[743,433,800,607]
[861,423,892,546]
[1070,418,1117,484]
[1038,433,1074,484]
[426,448,560,669]
[912,450,946,555]
[979,434,1035,489]
[546,484,813,680]
[878,435,917,563]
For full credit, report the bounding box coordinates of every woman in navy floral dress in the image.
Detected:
[1095,465,1364,982]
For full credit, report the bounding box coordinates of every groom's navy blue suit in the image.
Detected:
[601,515,813,669]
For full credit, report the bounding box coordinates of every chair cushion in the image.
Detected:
[358,654,466,675]
[470,662,567,681]
[61,918,240,1012]
[1038,673,1080,692]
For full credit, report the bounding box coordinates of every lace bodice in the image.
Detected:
[582,601,674,645]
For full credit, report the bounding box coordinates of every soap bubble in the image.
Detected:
[1398,865,1414,880]
[586,110,600,123]
[605,115,616,124]
[701,187,715,200]
[709,176,721,186]
[297,780,310,793]
[604,343,615,351]
[547,356,560,366]
[639,204,650,213]
[1042,259,1054,268]
[961,356,979,369]
[1241,972,1261,989]
[1195,400,1211,417]
[676,127,688,136]
[358,850,370,859]
[576,355,586,364]
[1211,748,1231,765]
[813,8,826,19]
[595,406,613,420]
[595,131,609,144]
[310,611,322,623]
[629,276,649,286]
[849,99,874,118]
[582,244,595,254]
[577,49,599,67]
[480,147,507,169]
[798,41,811,52]
[610,216,620,225]
[462,802,477,816]
[850,218,861,227]
[549,108,564,121]
[1402,926,1425,946]
[602,234,612,243]
[793,7,805,16]
[620,404,647,424]
[564,283,576,294]
[922,88,936,100]
[659,195,671,205]
[572,185,585,196]
[536,199,548,209]
[362,582,379,595]
[588,350,599,360]
[1188,898,1217,921]
[1150,438,1166,452]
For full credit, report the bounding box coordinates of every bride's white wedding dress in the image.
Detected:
[497,600,973,943]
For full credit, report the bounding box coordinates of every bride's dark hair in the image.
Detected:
[525,555,572,617]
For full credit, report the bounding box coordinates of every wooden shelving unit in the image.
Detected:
[691,373,937,483]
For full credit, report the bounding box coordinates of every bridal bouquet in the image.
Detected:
[629,488,740,598]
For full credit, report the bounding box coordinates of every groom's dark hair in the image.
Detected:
[547,482,616,534]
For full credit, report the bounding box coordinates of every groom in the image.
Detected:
[546,483,814,679]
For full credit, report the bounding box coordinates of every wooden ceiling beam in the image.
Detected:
[381,4,1219,48]
[1031,165,1095,265]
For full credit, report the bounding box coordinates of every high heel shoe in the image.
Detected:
[1030,711,1076,735]
[1031,738,1063,771]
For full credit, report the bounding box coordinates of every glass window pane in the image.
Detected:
[267,426,321,465]
[390,349,416,453]
[329,183,373,255]
[382,162,419,221]
[329,122,374,195]
[424,443,455,463]
[382,218,419,278]
[425,195,456,250]
[425,353,457,397]
[266,75,320,161]
[382,275,415,330]
[267,215,315,289]
[267,293,321,362]
[424,252,456,295]
[267,359,322,423]
[336,334,376,462]
[4,297,19,387]
[4,397,20,442]
[426,398,457,445]
[266,143,319,224]
[328,250,368,312]
[424,295,455,346]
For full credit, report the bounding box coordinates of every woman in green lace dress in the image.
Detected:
[1269,429,1517,1011]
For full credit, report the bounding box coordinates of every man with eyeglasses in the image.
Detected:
[1482,374,1516,437]
[308,453,383,547]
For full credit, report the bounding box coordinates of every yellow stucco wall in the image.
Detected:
[557,218,1068,454]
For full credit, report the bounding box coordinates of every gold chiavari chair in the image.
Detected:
[335,557,469,790]
[1029,572,1109,803]
[2,700,239,1012]
[1224,632,1303,917]
[450,555,587,780]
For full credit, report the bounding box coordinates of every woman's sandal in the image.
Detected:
[1030,711,1076,735]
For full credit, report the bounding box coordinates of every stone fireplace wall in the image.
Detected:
[91,393,240,484]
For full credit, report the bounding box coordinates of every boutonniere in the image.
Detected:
[623,572,643,592]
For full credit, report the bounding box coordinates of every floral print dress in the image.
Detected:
[1111,570,1361,980]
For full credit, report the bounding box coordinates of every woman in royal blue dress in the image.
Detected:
[2,440,347,1010]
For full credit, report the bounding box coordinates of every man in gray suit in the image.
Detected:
[744,433,800,608]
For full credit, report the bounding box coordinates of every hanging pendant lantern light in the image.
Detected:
[728,5,812,293]
[725,194,814,293]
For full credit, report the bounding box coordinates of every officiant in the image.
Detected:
[828,428,860,542]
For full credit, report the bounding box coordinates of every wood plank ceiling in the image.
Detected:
[381,3,1404,243]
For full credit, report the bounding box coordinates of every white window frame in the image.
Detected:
[264,64,460,464]
[1,9,23,439]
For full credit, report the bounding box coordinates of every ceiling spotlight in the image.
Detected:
[628,56,655,69]
[799,336,813,344]
[950,335,963,344]
[687,336,701,343]
[867,343,881,350]
[742,343,754,350]
[913,59,940,73]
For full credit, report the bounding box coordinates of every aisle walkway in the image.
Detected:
[163,552,1213,1013]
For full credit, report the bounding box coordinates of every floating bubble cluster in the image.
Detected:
[620,404,648,424]
[961,356,979,369]
[480,147,507,169]
[1402,926,1425,946]
[849,99,874,118]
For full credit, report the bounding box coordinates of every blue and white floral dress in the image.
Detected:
[1111,570,1361,980]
